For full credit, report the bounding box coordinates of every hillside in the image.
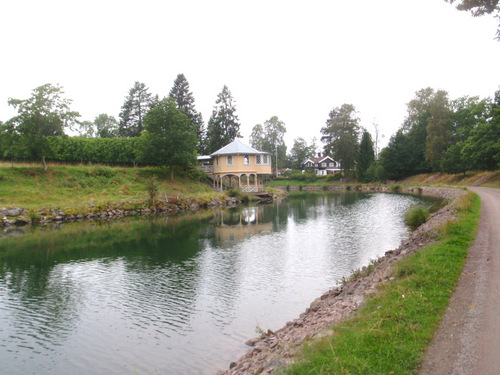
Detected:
[0,163,216,210]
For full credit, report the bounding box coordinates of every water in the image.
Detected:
[0,192,434,374]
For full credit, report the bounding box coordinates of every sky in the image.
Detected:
[1,0,499,152]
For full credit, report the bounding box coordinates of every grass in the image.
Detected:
[0,163,217,210]
[286,192,480,375]
[405,205,430,228]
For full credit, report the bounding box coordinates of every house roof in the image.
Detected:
[303,155,335,165]
[210,139,268,157]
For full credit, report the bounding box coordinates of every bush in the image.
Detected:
[390,184,401,193]
[405,205,429,227]
[326,172,343,182]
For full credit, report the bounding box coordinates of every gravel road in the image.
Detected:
[420,187,500,375]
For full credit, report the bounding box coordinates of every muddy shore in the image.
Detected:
[218,186,465,375]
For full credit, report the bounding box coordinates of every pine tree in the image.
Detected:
[169,74,205,153]
[118,82,156,138]
[206,85,241,153]
[357,130,375,182]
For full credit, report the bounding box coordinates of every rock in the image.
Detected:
[14,216,31,226]
[5,208,23,217]
[245,337,260,347]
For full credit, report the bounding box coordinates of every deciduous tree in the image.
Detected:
[290,137,316,170]
[7,83,80,170]
[138,97,197,180]
[425,90,453,170]
[445,0,500,38]
[261,116,287,170]
[321,104,361,174]
[249,124,265,151]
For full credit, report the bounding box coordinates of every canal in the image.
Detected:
[0,192,436,374]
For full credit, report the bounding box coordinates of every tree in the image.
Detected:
[119,82,156,138]
[441,142,470,174]
[321,104,361,174]
[94,113,119,138]
[7,83,80,170]
[445,0,500,38]
[380,130,414,180]
[138,97,197,180]
[357,130,375,182]
[289,137,316,170]
[206,85,241,153]
[169,74,205,153]
[261,116,287,170]
[451,95,491,142]
[425,90,453,170]
[249,124,265,151]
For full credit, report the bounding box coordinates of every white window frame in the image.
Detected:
[216,156,219,166]
[256,155,261,165]
[244,155,250,165]
[263,154,269,165]
[227,155,233,166]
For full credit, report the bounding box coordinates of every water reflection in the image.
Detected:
[0,192,436,374]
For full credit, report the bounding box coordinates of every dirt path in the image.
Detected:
[420,187,500,375]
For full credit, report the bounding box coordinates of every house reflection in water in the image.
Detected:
[213,206,273,243]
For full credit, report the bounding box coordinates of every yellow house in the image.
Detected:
[210,139,272,192]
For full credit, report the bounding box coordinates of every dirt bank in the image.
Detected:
[219,186,465,375]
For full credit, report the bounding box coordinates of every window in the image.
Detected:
[216,157,219,166]
[315,163,318,167]
[227,155,233,165]
[263,154,269,164]
[256,155,261,165]
[244,155,250,165]
[322,162,326,167]
[329,162,334,167]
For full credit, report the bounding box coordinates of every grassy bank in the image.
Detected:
[0,163,217,209]
[287,192,480,374]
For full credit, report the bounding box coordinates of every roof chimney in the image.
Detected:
[317,152,321,157]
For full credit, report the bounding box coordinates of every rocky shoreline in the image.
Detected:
[218,186,465,375]
[0,195,244,236]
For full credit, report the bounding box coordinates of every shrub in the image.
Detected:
[390,184,401,193]
[146,175,159,205]
[91,166,116,178]
[405,205,429,227]
[326,172,343,182]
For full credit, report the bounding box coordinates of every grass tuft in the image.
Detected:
[404,205,429,228]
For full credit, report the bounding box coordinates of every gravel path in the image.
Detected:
[420,187,500,375]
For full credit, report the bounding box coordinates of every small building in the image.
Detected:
[209,139,273,192]
[302,153,341,176]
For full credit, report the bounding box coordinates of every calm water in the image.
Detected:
[0,192,434,374]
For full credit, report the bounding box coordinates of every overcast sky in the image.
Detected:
[1,0,499,151]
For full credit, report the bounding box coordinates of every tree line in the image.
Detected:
[1,78,498,182]
[0,75,244,178]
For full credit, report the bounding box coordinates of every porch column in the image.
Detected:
[238,175,241,190]
[254,174,258,192]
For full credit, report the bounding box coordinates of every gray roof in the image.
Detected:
[210,139,269,156]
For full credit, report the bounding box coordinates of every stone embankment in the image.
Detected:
[0,195,242,233]
[219,186,465,375]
